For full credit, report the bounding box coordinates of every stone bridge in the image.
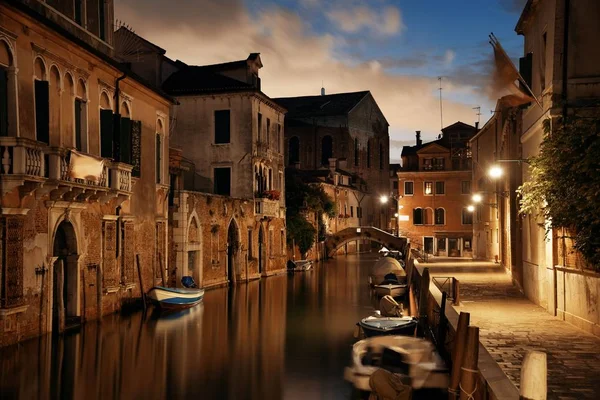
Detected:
[324,226,409,258]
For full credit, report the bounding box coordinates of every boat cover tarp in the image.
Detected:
[368,369,412,400]
[380,295,402,317]
[370,258,406,285]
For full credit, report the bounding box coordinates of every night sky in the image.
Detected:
[115,0,527,162]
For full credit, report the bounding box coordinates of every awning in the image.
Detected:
[69,150,105,182]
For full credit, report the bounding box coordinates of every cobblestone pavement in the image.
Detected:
[423,260,600,400]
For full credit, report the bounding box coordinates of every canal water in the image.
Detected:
[0,253,395,400]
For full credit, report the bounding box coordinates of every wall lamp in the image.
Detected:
[488,159,530,180]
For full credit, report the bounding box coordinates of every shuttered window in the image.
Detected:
[35,80,49,144]
[0,68,7,137]
[214,110,230,144]
[120,117,132,164]
[74,99,84,151]
[131,120,142,177]
[100,109,113,158]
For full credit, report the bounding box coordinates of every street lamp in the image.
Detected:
[467,205,475,212]
[472,193,483,203]
[380,195,389,204]
[488,165,503,179]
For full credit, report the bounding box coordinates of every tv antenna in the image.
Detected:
[473,106,481,124]
[114,20,145,62]
[438,77,443,129]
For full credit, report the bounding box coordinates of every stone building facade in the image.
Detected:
[397,122,477,257]
[276,91,390,230]
[0,0,172,346]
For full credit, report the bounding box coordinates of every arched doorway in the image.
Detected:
[258,226,265,275]
[227,220,240,284]
[52,220,79,333]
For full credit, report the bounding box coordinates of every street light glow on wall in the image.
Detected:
[472,193,483,203]
[467,205,475,212]
[380,195,388,204]
[488,165,503,179]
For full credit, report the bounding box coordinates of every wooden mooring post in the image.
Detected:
[417,267,431,336]
[459,326,480,400]
[448,312,470,399]
[520,351,547,400]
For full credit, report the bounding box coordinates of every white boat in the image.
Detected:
[358,316,417,338]
[343,335,448,392]
[148,286,204,310]
[373,283,407,297]
[287,259,312,272]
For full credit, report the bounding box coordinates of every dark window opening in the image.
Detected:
[74,99,84,151]
[413,208,423,225]
[168,174,176,206]
[258,113,262,141]
[0,67,8,137]
[120,117,131,164]
[289,136,299,164]
[404,181,414,195]
[321,135,332,166]
[100,109,113,158]
[350,206,354,217]
[462,208,473,225]
[435,181,445,195]
[214,110,230,144]
[437,238,446,251]
[541,32,547,92]
[214,167,231,196]
[74,0,82,25]
[35,80,49,144]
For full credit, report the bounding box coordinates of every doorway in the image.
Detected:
[227,220,240,284]
[448,238,460,257]
[424,237,434,254]
[52,220,79,333]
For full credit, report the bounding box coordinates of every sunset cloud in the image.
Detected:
[115,0,489,161]
[326,5,403,36]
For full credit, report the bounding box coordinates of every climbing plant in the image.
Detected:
[517,113,600,270]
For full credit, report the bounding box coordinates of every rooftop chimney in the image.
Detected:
[475,121,479,130]
[416,131,422,146]
[321,87,325,96]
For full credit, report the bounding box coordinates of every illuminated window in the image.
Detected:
[424,181,433,195]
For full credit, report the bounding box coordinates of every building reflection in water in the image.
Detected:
[0,254,386,400]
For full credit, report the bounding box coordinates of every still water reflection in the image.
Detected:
[0,254,387,400]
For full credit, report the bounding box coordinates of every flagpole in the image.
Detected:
[490,33,543,110]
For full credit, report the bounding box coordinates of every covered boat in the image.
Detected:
[287,259,312,272]
[373,273,407,297]
[148,286,204,310]
[369,258,407,286]
[358,316,417,337]
[343,335,448,392]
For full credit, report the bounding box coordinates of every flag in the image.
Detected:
[489,33,540,108]
[69,150,105,183]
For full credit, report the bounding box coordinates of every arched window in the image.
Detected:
[288,136,300,165]
[74,79,88,152]
[423,208,433,225]
[366,140,371,167]
[321,135,332,166]
[413,208,423,225]
[354,138,359,166]
[0,40,13,137]
[34,57,49,144]
[435,208,445,225]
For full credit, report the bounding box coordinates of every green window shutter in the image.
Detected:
[120,117,132,164]
[0,68,8,137]
[100,109,114,158]
[130,120,142,177]
[35,80,49,144]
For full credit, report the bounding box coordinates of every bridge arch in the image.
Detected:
[324,226,408,258]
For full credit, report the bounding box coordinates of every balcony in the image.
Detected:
[254,198,279,218]
[0,138,133,204]
[254,141,283,163]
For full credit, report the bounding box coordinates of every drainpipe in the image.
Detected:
[113,72,127,162]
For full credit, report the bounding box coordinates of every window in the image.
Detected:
[541,32,547,92]
[437,238,446,251]
[74,98,87,151]
[35,80,50,144]
[433,157,445,170]
[404,181,414,196]
[424,181,433,195]
[413,208,423,225]
[354,138,359,166]
[435,208,445,225]
[258,113,262,141]
[156,134,162,184]
[248,229,253,258]
[366,140,371,167]
[464,239,471,250]
[462,208,473,225]
[379,143,384,170]
[357,207,362,219]
[423,158,432,170]
[214,110,230,144]
[276,124,281,152]
[435,181,445,195]
[0,67,9,137]
[350,206,354,217]
[99,0,106,40]
[100,109,113,158]
[321,135,332,166]
[214,167,231,196]
[461,181,471,194]
[289,136,299,164]
[266,118,270,145]
[74,0,83,25]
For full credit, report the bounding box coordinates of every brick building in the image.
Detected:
[397,122,477,257]
[0,0,173,346]
[275,90,390,230]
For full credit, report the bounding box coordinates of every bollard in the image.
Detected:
[459,326,480,400]
[520,351,547,400]
[448,312,470,400]
[453,278,460,306]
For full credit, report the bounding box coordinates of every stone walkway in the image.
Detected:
[423,260,600,400]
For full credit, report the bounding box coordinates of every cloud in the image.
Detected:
[443,49,455,65]
[115,0,486,148]
[326,5,403,36]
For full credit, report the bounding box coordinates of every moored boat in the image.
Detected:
[358,316,417,338]
[148,286,204,310]
[343,335,448,392]
[287,259,313,272]
[373,283,408,297]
